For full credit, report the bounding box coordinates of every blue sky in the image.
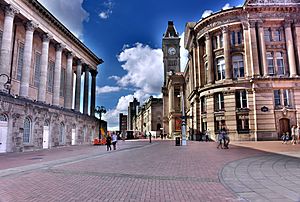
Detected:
[38,0,244,130]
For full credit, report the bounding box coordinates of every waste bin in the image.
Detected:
[175,137,181,146]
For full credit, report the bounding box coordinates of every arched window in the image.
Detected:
[216,57,225,80]
[44,120,50,127]
[59,123,65,144]
[23,117,31,143]
[232,55,244,78]
[0,114,8,122]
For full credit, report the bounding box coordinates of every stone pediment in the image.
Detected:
[246,0,300,6]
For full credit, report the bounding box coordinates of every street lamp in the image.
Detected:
[95,106,106,140]
[179,86,187,146]
[0,73,11,94]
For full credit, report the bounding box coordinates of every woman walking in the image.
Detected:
[106,134,112,151]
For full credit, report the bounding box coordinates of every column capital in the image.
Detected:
[205,32,211,41]
[284,19,293,28]
[4,5,19,17]
[249,20,256,28]
[221,26,229,34]
[42,33,53,42]
[55,43,65,51]
[83,64,90,72]
[67,51,74,59]
[90,69,98,77]
[76,59,83,66]
[25,20,38,32]
[242,21,249,30]
[257,20,264,28]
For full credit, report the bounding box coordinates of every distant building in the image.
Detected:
[119,113,127,132]
[132,96,163,135]
[127,98,140,130]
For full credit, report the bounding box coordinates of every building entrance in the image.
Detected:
[279,118,290,139]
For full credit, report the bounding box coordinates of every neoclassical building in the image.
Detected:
[163,0,300,141]
[0,0,103,152]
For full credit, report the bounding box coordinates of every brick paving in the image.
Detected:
[0,140,299,201]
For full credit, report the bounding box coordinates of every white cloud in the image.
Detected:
[103,43,163,130]
[201,10,213,18]
[222,3,232,10]
[108,75,120,81]
[38,0,89,39]
[99,0,114,19]
[117,43,163,93]
[96,86,121,94]
[180,33,189,72]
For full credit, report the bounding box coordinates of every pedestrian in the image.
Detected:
[291,125,297,145]
[222,126,230,149]
[296,125,300,144]
[285,132,290,144]
[281,132,286,144]
[217,129,223,149]
[106,134,112,151]
[149,131,152,143]
[205,129,210,142]
[112,132,118,150]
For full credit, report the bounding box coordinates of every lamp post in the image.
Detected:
[0,73,11,94]
[95,106,106,140]
[180,86,187,146]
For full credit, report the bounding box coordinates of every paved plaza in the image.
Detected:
[0,140,300,202]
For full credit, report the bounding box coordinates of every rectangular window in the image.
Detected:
[47,61,55,93]
[34,52,41,87]
[205,63,208,84]
[236,90,247,109]
[237,31,242,44]
[267,52,274,75]
[283,89,291,107]
[276,52,285,75]
[232,55,244,79]
[219,34,223,48]
[17,43,25,81]
[60,68,65,97]
[264,29,271,42]
[237,115,249,133]
[216,58,225,80]
[201,96,207,113]
[0,31,3,57]
[273,29,281,42]
[214,93,224,111]
[274,90,281,106]
[231,31,235,46]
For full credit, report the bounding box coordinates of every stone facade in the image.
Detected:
[132,97,163,136]
[0,0,103,153]
[163,0,300,141]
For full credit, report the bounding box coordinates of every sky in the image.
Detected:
[38,0,244,130]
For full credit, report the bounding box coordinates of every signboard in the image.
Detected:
[175,118,181,131]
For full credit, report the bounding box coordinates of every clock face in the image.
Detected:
[168,47,176,55]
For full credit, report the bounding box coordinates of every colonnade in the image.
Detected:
[0,4,98,116]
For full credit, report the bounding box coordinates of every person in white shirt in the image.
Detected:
[112,132,118,150]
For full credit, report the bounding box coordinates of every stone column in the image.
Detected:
[75,60,82,111]
[257,21,268,77]
[52,43,63,106]
[295,23,300,73]
[242,21,252,77]
[90,70,98,116]
[38,33,52,102]
[192,41,198,89]
[249,21,260,77]
[0,5,19,83]
[83,65,90,115]
[222,26,232,79]
[285,20,297,77]
[169,86,174,112]
[197,40,202,87]
[19,21,38,98]
[64,52,74,109]
[205,33,214,84]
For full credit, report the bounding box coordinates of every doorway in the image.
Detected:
[0,114,8,153]
[279,118,290,139]
[43,121,50,149]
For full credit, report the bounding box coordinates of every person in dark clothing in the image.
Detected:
[149,131,152,143]
[106,134,112,151]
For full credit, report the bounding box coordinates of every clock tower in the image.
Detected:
[162,21,181,85]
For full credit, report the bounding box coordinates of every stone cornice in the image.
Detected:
[25,0,103,65]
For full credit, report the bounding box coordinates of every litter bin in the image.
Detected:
[175,137,181,146]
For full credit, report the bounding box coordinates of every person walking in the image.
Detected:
[149,131,152,143]
[222,126,230,149]
[112,132,118,150]
[217,129,224,149]
[205,129,210,142]
[106,134,112,151]
[291,125,297,145]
